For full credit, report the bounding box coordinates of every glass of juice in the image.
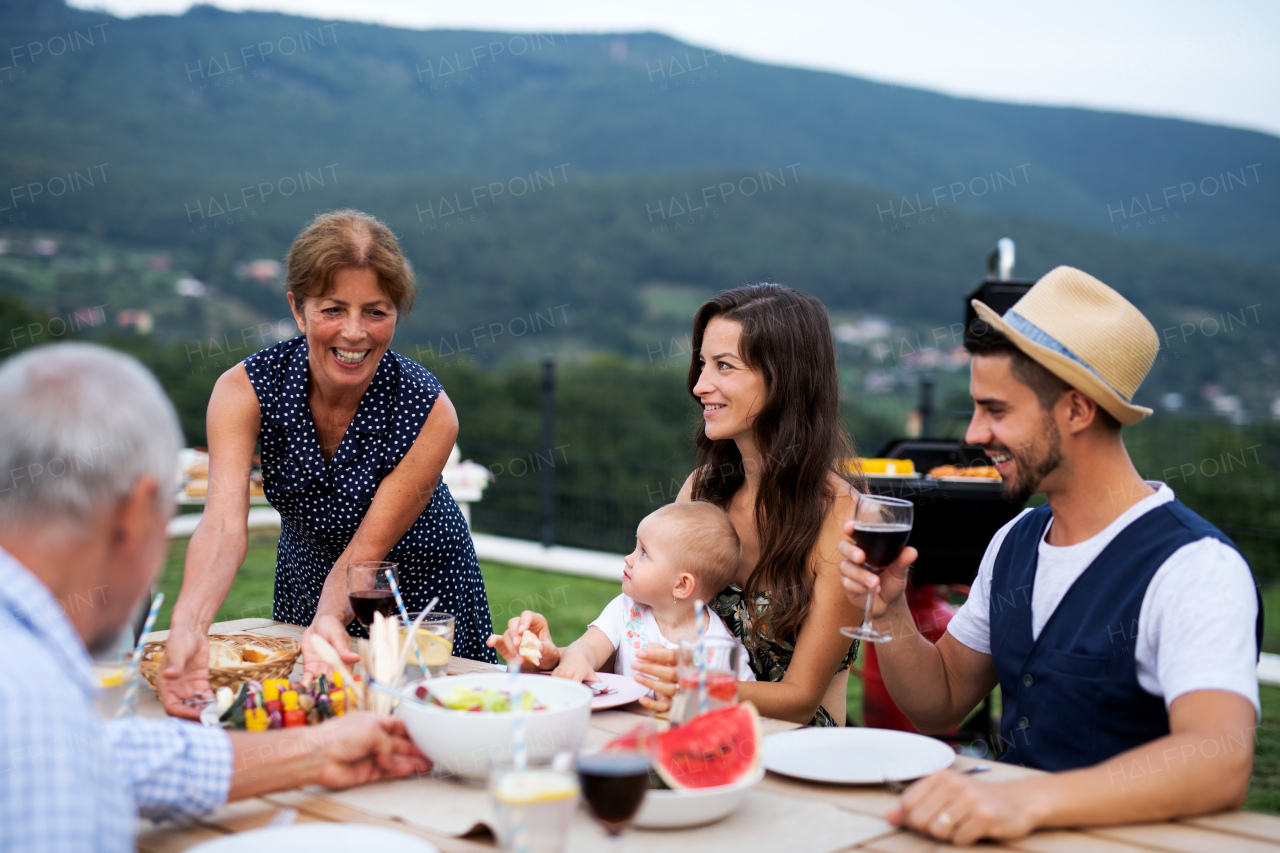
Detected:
[91,616,138,718]
[402,611,455,679]
[92,659,132,718]
[489,756,580,853]
[671,637,740,725]
[346,561,399,629]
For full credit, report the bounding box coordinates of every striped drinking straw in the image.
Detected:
[509,655,528,770]
[386,570,428,679]
[509,664,529,853]
[694,598,709,717]
[117,592,164,718]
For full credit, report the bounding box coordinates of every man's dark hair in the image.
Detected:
[965,322,1121,431]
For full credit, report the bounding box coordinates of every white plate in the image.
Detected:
[589,671,650,710]
[188,824,439,852]
[493,669,651,709]
[930,475,1001,483]
[763,728,955,784]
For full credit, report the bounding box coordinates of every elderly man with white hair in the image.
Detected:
[0,343,430,851]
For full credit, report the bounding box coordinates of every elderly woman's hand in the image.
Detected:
[633,645,678,712]
[158,623,211,720]
[301,613,362,682]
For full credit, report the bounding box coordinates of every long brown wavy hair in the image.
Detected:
[687,284,863,646]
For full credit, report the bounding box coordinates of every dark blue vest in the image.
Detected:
[990,499,1261,772]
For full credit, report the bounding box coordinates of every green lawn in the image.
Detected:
[156,534,1270,814]
[154,532,623,641]
[1252,685,1280,813]
[1260,583,1280,655]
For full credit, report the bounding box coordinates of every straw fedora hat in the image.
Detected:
[971,266,1159,426]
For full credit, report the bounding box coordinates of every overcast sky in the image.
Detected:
[70,0,1280,137]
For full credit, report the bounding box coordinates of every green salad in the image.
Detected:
[430,686,546,713]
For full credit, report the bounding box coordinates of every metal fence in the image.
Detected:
[465,406,1280,585]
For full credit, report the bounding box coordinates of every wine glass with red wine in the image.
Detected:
[347,561,399,629]
[575,752,651,838]
[841,493,913,644]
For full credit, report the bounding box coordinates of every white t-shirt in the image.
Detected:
[947,483,1260,718]
[589,593,756,682]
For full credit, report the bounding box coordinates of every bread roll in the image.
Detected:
[240,644,275,663]
[208,641,243,668]
[519,630,542,666]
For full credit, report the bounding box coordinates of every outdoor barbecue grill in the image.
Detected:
[863,445,1023,586]
[861,239,1035,587]
[854,240,1038,739]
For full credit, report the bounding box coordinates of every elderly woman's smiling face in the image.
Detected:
[288,266,397,394]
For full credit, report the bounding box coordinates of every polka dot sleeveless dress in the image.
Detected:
[243,337,496,664]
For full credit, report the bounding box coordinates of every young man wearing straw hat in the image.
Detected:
[839,266,1261,845]
[0,343,430,851]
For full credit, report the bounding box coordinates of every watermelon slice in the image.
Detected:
[602,722,653,754]
[603,703,762,789]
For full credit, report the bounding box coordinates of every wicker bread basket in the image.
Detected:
[140,633,301,692]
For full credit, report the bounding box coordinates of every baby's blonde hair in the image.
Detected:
[646,501,741,597]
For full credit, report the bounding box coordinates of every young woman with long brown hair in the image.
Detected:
[672,283,866,725]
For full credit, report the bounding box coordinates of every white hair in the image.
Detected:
[0,342,181,527]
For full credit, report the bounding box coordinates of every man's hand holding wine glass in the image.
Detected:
[839,494,916,643]
[837,521,918,626]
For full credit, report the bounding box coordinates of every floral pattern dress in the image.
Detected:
[710,583,858,727]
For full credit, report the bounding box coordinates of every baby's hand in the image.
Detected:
[551,656,598,684]
[486,610,558,671]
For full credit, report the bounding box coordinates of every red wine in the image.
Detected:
[576,753,651,836]
[853,522,912,569]
[349,589,397,626]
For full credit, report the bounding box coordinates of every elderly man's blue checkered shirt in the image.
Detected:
[0,546,232,852]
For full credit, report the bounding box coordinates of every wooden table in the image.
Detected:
[136,619,1280,852]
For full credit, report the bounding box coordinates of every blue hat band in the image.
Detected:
[1002,311,1133,404]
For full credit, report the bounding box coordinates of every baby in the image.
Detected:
[487,501,755,705]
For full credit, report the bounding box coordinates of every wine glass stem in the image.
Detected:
[861,564,876,632]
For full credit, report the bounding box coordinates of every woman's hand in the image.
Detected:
[301,613,361,681]
[486,610,560,671]
[164,364,258,718]
[633,646,678,712]
[158,623,210,720]
[837,522,918,619]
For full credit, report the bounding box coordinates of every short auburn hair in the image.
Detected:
[285,210,417,317]
[648,501,742,597]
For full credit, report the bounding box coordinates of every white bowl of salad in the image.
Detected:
[394,673,593,780]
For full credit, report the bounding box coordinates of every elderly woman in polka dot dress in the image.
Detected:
[160,210,496,718]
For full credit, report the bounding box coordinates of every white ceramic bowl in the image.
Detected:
[633,765,764,829]
[394,673,592,780]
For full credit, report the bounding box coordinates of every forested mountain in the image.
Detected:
[3,0,1277,262]
[0,0,1276,412]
